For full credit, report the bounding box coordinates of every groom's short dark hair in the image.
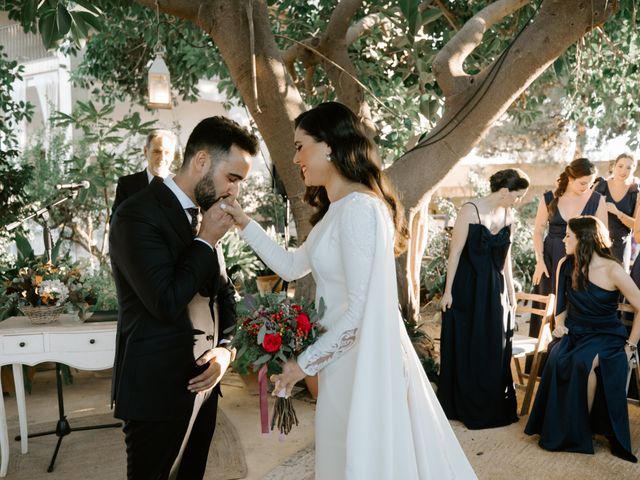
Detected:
[182,116,259,168]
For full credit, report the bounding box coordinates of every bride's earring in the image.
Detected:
[326,153,332,162]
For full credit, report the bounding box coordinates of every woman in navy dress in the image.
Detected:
[525,216,640,462]
[594,153,638,271]
[438,169,529,429]
[529,158,608,341]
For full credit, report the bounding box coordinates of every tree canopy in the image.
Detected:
[1,0,636,322]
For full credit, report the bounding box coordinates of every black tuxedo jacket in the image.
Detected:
[112,170,149,215]
[109,177,236,422]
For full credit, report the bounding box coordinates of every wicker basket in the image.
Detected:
[20,305,65,325]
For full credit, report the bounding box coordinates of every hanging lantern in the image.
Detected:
[147,44,172,109]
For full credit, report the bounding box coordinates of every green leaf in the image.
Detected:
[14,234,35,262]
[420,8,443,26]
[317,297,326,319]
[76,11,103,32]
[21,0,38,25]
[276,350,287,363]
[56,3,72,37]
[253,353,272,366]
[257,323,267,345]
[398,0,420,37]
[38,12,60,50]
[71,0,103,16]
[70,11,89,39]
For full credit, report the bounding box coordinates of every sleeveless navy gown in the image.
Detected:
[529,190,602,339]
[525,258,637,463]
[438,203,518,429]
[594,177,638,271]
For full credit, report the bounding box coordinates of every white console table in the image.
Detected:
[0,315,116,477]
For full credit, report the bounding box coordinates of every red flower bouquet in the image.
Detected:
[229,292,325,435]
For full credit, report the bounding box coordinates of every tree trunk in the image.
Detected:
[140,0,619,329]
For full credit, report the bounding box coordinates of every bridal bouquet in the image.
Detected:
[230,292,325,436]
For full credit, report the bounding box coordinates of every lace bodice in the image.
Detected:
[240,192,386,376]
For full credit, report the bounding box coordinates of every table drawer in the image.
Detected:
[49,331,116,352]
[2,334,45,354]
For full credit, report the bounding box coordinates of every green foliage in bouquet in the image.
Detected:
[229,293,325,376]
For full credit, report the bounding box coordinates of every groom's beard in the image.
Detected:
[194,173,218,211]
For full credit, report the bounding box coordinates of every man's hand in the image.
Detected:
[198,203,234,245]
[187,347,232,393]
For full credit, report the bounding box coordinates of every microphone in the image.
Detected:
[55,180,90,190]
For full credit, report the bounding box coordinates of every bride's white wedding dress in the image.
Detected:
[241,192,476,479]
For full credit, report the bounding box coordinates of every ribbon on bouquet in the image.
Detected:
[258,364,270,434]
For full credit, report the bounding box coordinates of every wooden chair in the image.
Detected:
[617,303,640,406]
[511,292,555,416]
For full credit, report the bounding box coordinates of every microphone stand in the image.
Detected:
[5,190,122,473]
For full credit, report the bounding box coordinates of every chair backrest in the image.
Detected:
[516,292,556,345]
[516,292,555,318]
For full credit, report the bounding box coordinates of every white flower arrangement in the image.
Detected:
[37,279,70,306]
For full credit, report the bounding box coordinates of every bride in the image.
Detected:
[221,102,476,479]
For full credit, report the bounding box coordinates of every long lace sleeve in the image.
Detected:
[240,220,312,282]
[297,197,378,376]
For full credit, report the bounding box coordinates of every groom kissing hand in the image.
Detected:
[109,116,258,480]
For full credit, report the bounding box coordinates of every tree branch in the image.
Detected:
[134,0,202,22]
[432,0,531,97]
[325,0,365,40]
[432,0,459,31]
[345,13,384,44]
[389,0,618,212]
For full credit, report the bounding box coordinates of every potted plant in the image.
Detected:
[220,230,264,292]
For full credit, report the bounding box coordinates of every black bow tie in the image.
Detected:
[185,207,200,236]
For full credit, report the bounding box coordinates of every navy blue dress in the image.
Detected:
[529,190,602,339]
[594,177,638,270]
[525,258,637,462]
[438,203,518,429]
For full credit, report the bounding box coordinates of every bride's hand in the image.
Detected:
[270,360,306,398]
[219,200,251,229]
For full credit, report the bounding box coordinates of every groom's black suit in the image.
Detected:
[109,177,236,478]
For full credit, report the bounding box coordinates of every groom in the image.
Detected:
[109,116,258,479]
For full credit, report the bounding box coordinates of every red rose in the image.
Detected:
[296,313,311,335]
[291,304,302,313]
[262,333,282,352]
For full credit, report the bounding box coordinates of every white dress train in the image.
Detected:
[241,192,476,479]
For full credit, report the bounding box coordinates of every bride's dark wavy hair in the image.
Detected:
[567,216,619,290]
[548,158,596,216]
[294,102,409,255]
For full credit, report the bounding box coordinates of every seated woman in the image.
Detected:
[525,216,640,462]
